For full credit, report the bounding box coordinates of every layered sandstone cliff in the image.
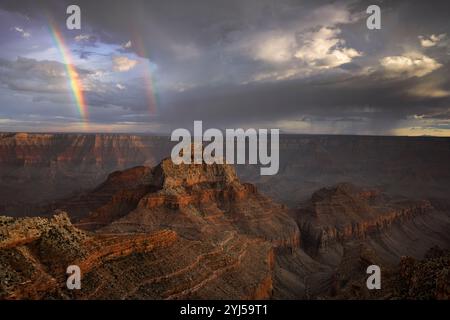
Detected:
[0,212,275,300]
[294,183,450,269]
[0,133,171,215]
[75,158,300,249]
[296,183,433,254]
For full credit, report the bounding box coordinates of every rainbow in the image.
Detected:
[142,58,158,114]
[49,24,88,125]
[132,34,159,114]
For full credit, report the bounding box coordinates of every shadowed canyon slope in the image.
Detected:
[295,183,450,263]
[238,135,450,205]
[276,183,450,299]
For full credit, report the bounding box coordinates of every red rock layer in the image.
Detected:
[0,213,275,300]
[77,158,300,250]
[0,133,171,215]
[295,183,434,255]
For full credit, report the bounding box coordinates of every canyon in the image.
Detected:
[1,133,449,215]
[0,132,449,299]
[0,133,172,215]
[0,157,297,299]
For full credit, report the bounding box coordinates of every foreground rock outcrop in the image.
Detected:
[327,245,450,300]
[0,212,276,299]
[394,246,450,300]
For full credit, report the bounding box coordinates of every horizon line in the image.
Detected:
[0,131,449,139]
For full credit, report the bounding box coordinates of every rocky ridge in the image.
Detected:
[0,211,275,299]
[78,158,300,249]
[295,183,446,259]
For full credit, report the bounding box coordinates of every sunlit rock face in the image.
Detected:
[73,157,300,250]
[0,211,277,300]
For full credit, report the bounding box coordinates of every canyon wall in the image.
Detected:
[237,134,450,205]
[0,133,171,215]
[0,212,276,300]
[294,183,450,265]
[1,133,449,215]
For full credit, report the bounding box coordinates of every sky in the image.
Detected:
[0,0,449,136]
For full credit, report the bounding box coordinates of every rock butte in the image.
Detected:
[1,158,300,299]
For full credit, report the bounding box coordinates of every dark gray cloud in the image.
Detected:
[0,0,449,135]
[155,66,450,130]
[0,57,92,93]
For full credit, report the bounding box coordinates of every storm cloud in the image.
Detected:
[0,0,449,135]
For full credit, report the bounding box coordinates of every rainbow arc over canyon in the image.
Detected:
[49,23,89,126]
[45,21,159,128]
